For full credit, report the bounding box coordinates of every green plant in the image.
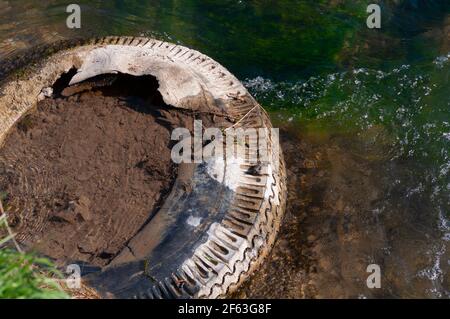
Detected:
[0,201,69,299]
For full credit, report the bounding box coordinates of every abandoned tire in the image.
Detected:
[0,37,287,299]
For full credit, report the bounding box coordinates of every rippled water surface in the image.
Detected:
[0,0,449,298]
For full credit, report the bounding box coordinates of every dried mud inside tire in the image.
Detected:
[0,73,197,267]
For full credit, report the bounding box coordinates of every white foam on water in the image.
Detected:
[438,210,450,242]
[443,132,450,141]
[417,244,445,291]
[243,76,275,92]
[433,53,450,68]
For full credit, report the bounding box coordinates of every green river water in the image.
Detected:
[0,0,449,298]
